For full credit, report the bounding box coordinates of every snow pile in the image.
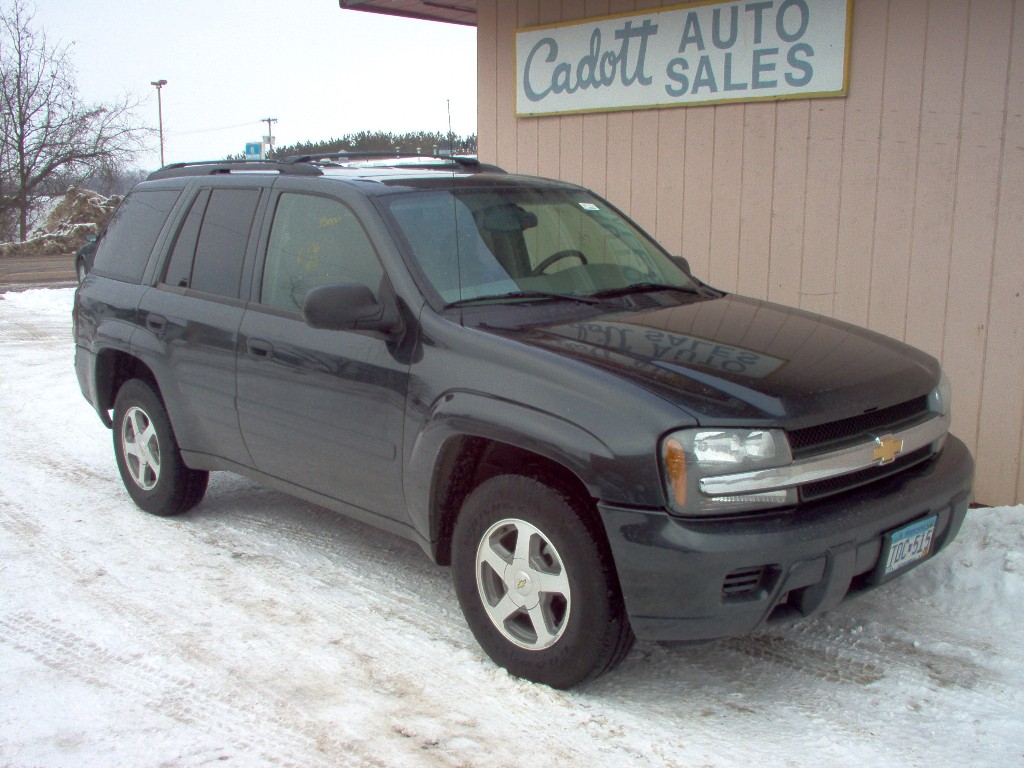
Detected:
[1,288,1022,768]
[0,187,119,258]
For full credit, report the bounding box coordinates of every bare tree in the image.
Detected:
[0,0,148,241]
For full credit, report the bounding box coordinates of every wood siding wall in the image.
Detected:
[478,0,1024,505]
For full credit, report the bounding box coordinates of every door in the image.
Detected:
[137,185,264,467]
[236,190,409,519]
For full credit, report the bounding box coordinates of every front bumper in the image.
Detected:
[598,435,974,642]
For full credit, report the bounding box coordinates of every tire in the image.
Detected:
[452,475,634,688]
[112,379,208,516]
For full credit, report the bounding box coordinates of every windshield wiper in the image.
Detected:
[589,282,703,299]
[445,290,604,309]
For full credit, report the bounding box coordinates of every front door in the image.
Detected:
[236,189,409,520]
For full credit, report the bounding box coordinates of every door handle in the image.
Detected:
[247,339,274,358]
[146,313,167,333]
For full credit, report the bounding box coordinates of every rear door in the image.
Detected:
[135,178,269,467]
[236,182,409,519]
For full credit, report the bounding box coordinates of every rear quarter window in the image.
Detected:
[92,189,181,283]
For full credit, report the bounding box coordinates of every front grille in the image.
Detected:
[722,565,776,602]
[788,396,930,457]
[800,446,932,502]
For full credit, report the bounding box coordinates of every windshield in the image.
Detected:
[382,187,697,306]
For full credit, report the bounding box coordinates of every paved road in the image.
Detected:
[0,254,76,291]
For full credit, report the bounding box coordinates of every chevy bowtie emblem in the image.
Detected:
[872,435,904,465]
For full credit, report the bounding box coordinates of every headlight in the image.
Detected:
[926,370,952,452]
[692,430,780,463]
[928,371,952,417]
[661,428,795,516]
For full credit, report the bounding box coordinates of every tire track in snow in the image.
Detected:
[781,615,1003,692]
[0,612,376,768]
[168,519,600,768]
[1,499,387,764]
[187,495,470,645]
[2,319,64,343]
[719,633,886,686]
[2,495,479,765]
[1,487,598,767]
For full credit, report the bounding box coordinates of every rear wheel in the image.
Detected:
[452,475,634,688]
[112,379,208,516]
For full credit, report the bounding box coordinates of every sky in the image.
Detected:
[29,0,477,171]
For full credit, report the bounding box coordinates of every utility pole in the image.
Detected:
[151,80,168,166]
[262,117,278,157]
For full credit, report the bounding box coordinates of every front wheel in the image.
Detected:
[452,475,634,688]
[112,379,208,516]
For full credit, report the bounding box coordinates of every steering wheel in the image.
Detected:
[530,249,589,276]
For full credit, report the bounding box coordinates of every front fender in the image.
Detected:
[405,390,664,547]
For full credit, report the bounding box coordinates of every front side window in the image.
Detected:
[382,187,695,305]
[260,193,382,313]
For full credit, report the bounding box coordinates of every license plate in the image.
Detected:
[882,516,937,576]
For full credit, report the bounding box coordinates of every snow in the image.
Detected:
[1,287,1022,768]
[3,188,117,257]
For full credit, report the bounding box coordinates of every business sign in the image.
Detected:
[245,142,263,161]
[516,0,852,116]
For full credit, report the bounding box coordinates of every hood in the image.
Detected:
[477,294,940,427]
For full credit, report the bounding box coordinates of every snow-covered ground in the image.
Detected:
[1,287,1022,768]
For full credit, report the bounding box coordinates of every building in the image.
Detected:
[340,0,1024,506]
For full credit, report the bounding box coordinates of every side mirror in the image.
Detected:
[671,255,691,274]
[302,282,400,335]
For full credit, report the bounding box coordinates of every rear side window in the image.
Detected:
[92,189,181,283]
[161,190,210,288]
[188,189,262,298]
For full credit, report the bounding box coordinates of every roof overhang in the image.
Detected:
[338,0,477,27]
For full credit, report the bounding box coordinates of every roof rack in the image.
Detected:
[146,153,506,182]
[281,151,506,174]
[146,159,325,181]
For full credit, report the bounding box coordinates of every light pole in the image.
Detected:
[151,79,167,167]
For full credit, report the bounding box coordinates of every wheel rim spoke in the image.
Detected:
[479,540,511,578]
[525,602,558,647]
[483,591,520,627]
[533,567,569,599]
[513,524,534,564]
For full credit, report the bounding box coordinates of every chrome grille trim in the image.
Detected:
[699,413,950,496]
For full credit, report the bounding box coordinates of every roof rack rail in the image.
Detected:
[280,151,506,174]
[146,159,324,181]
[281,150,414,163]
[145,153,506,182]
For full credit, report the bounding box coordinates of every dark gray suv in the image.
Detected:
[73,154,974,688]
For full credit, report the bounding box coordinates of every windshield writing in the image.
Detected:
[383,187,696,306]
